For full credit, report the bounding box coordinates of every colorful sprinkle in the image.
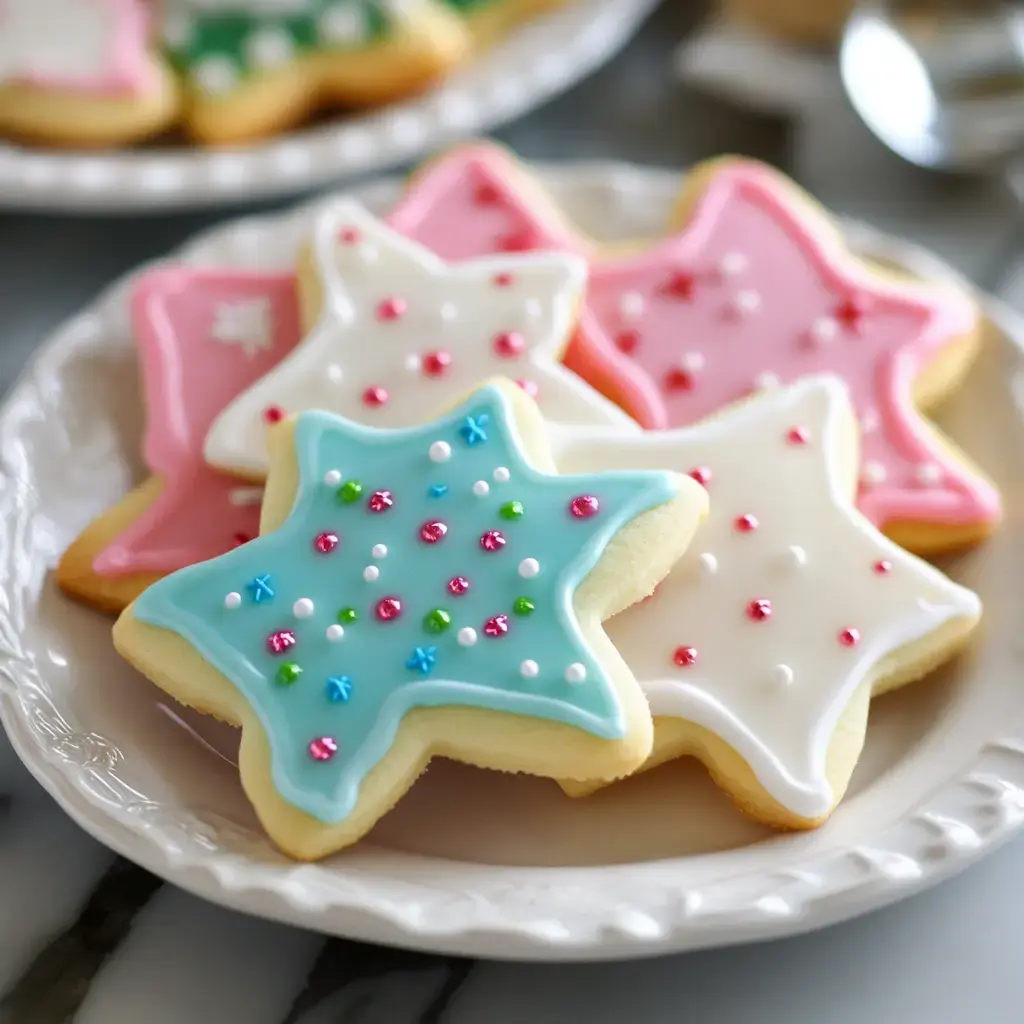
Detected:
[838,627,861,647]
[448,576,470,596]
[735,514,758,533]
[223,592,241,610]
[339,227,361,244]
[232,533,251,548]
[493,466,511,483]
[246,574,274,603]
[406,645,437,675]
[472,480,490,497]
[429,484,449,499]
[368,490,393,513]
[325,677,352,703]
[513,597,535,616]
[788,545,808,567]
[500,500,524,520]
[516,379,539,399]
[308,736,338,761]
[266,630,296,655]
[376,296,407,321]
[429,440,451,463]
[337,607,358,624]
[338,480,363,503]
[459,414,489,446]
[660,270,696,300]
[835,295,868,331]
[420,520,448,544]
[874,559,893,575]
[362,565,380,582]
[493,272,514,287]
[424,608,452,633]
[479,530,506,552]
[362,386,388,408]
[746,599,772,622]
[292,598,314,618]
[422,350,451,377]
[323,469,342,486]
[262,404,285,424]
[518,557,540,579]
[665,367,695,391]
[673,646,698,667]
[698,553,718,574]
[786,426,810,445]
[570,495,600,519]
[314,532,339,554]
[484,614,509,638]
[276,661,302,686]
[616,330,640,354]
[326,624,345,642]
[375,597,402,622]
[773,664,794,686]
[457,627,478,646]
[689,466,712,487]
[520,659,539,678]
[564,662,587,684]
[492,331,525,358]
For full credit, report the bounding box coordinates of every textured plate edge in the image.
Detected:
[1,162,1023,960]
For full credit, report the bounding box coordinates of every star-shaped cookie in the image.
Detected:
[549,376,981,827]
[388,144,1000,553]
[204,199,636,479]
[115,381,706,859]
[58,267,302,614]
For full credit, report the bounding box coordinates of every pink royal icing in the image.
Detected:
[388,146,1001,531]
[0,0,154,96]
[92,269,301,578]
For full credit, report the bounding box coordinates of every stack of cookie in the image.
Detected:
[59,143,991,861]
[0,0,567,147]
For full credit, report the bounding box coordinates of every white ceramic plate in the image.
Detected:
[2,163,1023,962]
[0,0,657,214]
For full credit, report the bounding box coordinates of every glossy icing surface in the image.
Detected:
[389,145,1000,531]
[134,386,681,823]
[549,377,981,818]
[93,269,302,578]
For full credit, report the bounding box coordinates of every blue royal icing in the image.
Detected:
[133,385,680,823]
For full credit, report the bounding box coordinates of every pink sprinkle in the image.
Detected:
[616,330,640,354]
[266,630,296,655]
[873,559,893,575]
[498,231,533,252]
[746,599,772,622]
[375,597,402,622]
[570,495,600,519]
[838,627,861,647]
[660,270,697,300]
[516,379,539,399]
[448,576,470,595]
[232,532,251,547]
[262,405,285,424]
[484,614,509,638]
[493,331,525,359]
[368,490,393,513]
[835,295,869,332]
[493,272,514,287]
[689,466,712,488]
[664,368,695,391]
[479,530,506,552]
[475,181,502,205]
[309,737,338,762]
[340,227,360,244]
[734,513,758,533]
[376,296,407,321]
[420,520,448,544]
[422,350,452,377]
[314,531,339,554]
[786,426,810,445]
[362,386,388,407]
[673,645,698,667]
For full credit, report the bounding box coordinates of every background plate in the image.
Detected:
[1,163,1023,961]
[0,0,657,214]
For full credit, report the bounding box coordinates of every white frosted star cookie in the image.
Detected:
[204,200,637,479]
[549,375,982,828]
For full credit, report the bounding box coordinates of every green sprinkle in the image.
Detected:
[423,608,452,634]
[337,607,358,624]
[338,480,363,503]
[513,597,535,616]
[276,661,302,686]
[499,500,524,521]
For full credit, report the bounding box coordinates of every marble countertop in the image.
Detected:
[3,3,1024,1022]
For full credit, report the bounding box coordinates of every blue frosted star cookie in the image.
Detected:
[113,380,707,859]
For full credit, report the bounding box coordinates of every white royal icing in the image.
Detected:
[211,298,274,358]
[548,376,980,820]
[204,200,636,475]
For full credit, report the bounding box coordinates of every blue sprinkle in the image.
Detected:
[459,414,489,446]
[405,645,437,676]
[246,574,274,603]
[429,483,449,498]
[326,676,352,703]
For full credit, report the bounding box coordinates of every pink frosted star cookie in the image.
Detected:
[388,144,1000,554]
[204,199,637,479]
[549,376,981,827]
[58,268,302,614]
[0,0,179,146]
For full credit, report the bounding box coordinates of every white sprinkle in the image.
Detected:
[293,597,315,618]
[787,545,808,567]
[457,627,478,646]
[518,557,540,579]
[473,480,490,497]
[326,362,344,383]
[493,466,511,483]
[371,543,388,559]
[524,299,543,319]
[359,243,379,263]
[439,301,458,321]
[363,565,380,582]
[810,317,838,344]
[860,460,888,487]
[324,469,342,486]
[246,27,293,69]
[228,486,264,507]
[326,624,345,642]
[565,662,587,684]
[773,664,794,686]
[755,372,780,391]
[429,440,451,463]
[319,2,367,44]
[732,290,762,314]
[520,659,540,678]
[861,409,880,434]
[404,353,422,373]
[680,351,705,373]
[224,592,242,610]
[719,252,748,276]
[915,461,943,487]
[619,291,646,319]
[698,552,717,574]
[193,56,238,95]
